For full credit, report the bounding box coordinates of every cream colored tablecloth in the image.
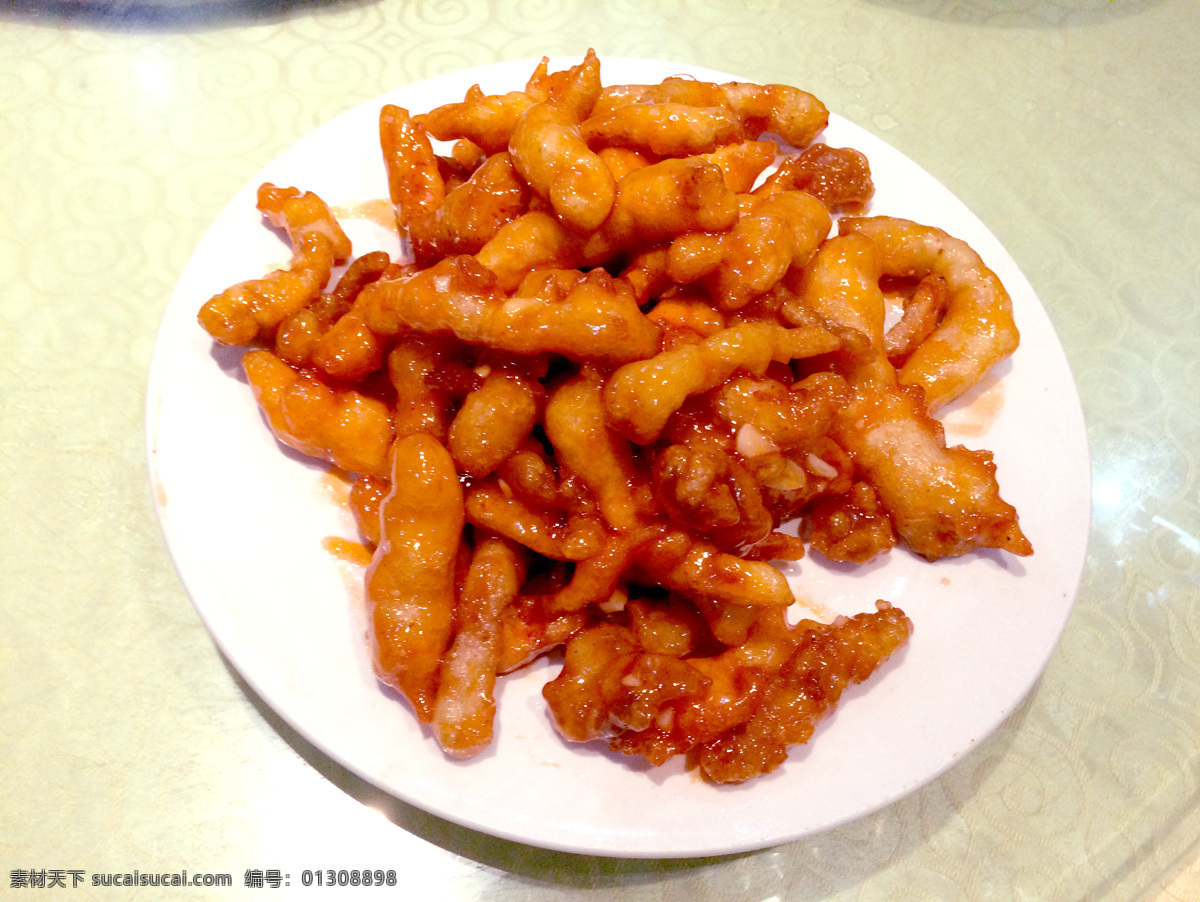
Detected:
[3,1,1199,899]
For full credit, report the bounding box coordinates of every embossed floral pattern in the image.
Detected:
[2,0,1199,898]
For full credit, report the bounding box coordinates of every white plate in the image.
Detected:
[146,58,1090,858]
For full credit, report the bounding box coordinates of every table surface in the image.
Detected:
[3,1,1199,899]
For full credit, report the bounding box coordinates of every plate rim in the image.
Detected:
[145,55,1092,858]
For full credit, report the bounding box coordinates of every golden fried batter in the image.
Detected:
[433,534,525,757]
[379,105,444,229]
[545,600,911,783]
[198,184,351,346]
[603,321,840,444]
[198,53,1031,778]
[367,433,465,723]
[794,232,1030,559]
[508,51,615,233]
[358,256,660,364]
[839,215,1020,410]
[242,349,392,479]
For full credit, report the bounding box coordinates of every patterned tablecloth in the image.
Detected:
[3,1,1199,899]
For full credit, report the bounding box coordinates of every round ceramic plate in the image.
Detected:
[146,58,1090,858]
